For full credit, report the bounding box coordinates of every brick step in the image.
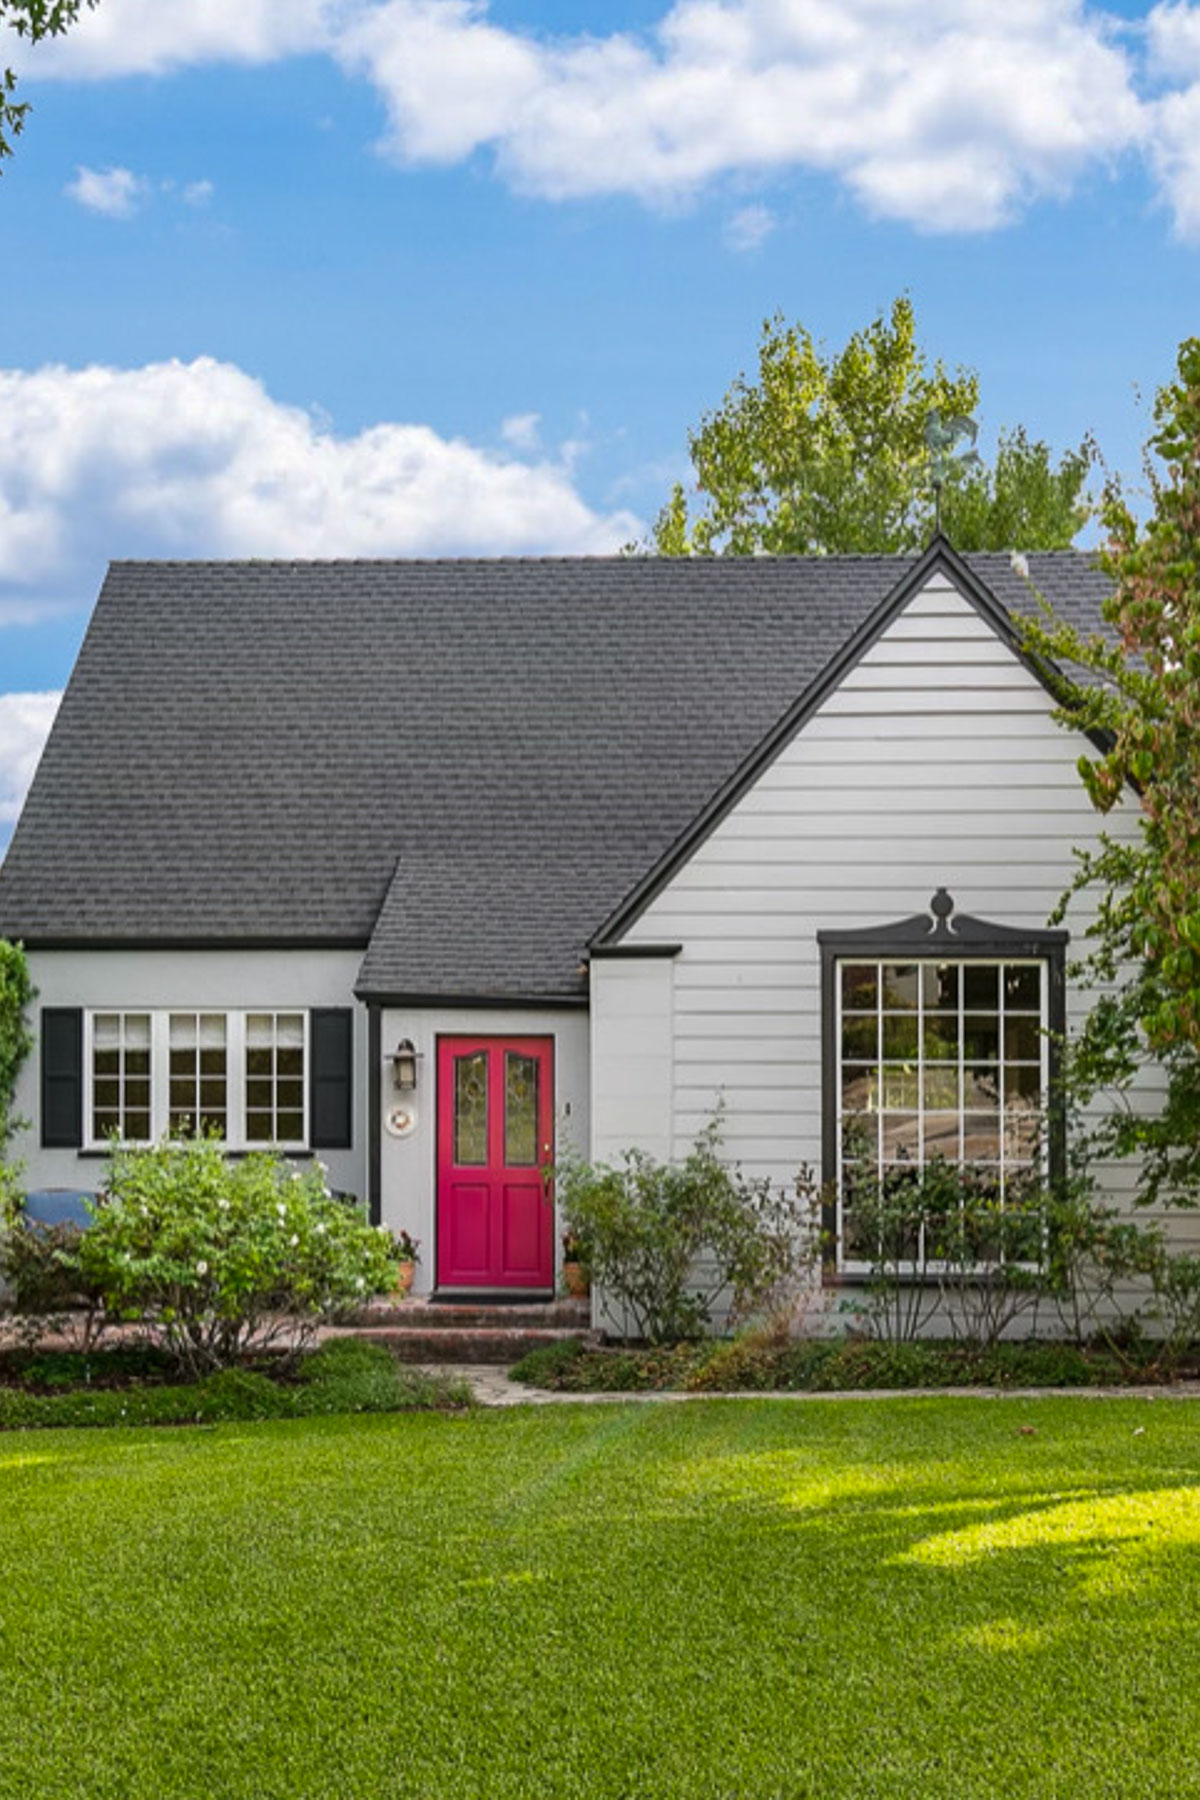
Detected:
[342,1325,595,1365]
[344,1297,591,1331]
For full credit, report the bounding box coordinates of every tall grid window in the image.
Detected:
[836,958,1047,1267]
[91,1012,152,1143]
[245,1012,306,1144]
[168,1013,228,1138]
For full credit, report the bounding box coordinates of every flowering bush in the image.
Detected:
[76,1137,400,1376]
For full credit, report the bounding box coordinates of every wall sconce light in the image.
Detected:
[390,1038,421,1092]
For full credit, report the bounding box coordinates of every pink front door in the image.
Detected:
[436,1036,555,1289]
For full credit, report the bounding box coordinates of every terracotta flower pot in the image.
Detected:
[394,1259,416,1296]
[562,1260,589,1299]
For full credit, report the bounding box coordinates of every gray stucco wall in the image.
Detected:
[10,948,368,1200]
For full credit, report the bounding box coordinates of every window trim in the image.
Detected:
[85,1010,154,1148]
[818,890,1067,1279]
[83,1008,310,1152]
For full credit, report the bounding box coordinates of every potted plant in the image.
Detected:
[560,1227,591,1299]
[391,1229,420,1296]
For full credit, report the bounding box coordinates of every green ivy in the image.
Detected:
[0,939,34,1152]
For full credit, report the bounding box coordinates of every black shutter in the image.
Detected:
[310,1009,353,1149]
[41,1008,83,1148]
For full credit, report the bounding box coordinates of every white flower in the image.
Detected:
[290,1234,299,1247]
[317,1160,329,1176]
[315,1222,327,1236]
[354,1276,365,1290]
[196,1259,209,1276]
[218,1198,230,1212]
[277,1202,287,1216]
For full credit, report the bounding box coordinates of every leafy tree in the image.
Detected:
[1,1,96,162]
[652,297,1093,555]
[1024,336,1200,1209]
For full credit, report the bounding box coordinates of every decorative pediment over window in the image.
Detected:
[818,889,1068,959]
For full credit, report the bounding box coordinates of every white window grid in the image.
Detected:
[168,1012,228,1138]
[834,957,1049,1274]
[88,1011,153,1146]
[245,1012,308,1148]
[84,1010,308,1150]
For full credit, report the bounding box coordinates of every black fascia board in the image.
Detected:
[590,538,1037,949]
[588,944,682,959]
[13,934,371,952]
[352,987,588,1009]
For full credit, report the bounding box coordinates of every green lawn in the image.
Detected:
[1,1397,1198,1799]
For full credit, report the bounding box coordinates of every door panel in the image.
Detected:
[436,1037,554,1289]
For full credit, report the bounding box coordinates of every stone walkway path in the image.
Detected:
[437,1364,1200,1407]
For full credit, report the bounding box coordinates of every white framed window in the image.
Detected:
[89,1011,153,1144]
[245,1011,307,1146]
[84,1009,308,1150]
[168,1013,228,1138]
[834,956,1049,1270]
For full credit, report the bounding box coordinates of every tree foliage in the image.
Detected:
[1,1,96,161]
[1024,336,1200,1208]
[652,297,1093,556]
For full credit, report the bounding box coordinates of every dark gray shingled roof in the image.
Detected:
[0,546,1109,999]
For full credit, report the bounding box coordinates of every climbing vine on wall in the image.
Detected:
[0,940,34,1151]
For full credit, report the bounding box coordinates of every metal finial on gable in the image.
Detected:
[930,888,955,932]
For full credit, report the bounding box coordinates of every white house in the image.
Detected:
[0,537,1171,1304]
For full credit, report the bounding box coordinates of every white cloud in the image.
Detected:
[65,164,146,217]
[26,0,1200,237]
[334,0,1146,229]
[18,0,335,79]
[0,693,61,827]
[500,412,541,451]
[723,202,775,252]
[65,168,217,219]
[1145,3,1200,237]
[0,358,640,594]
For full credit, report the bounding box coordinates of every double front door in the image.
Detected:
[435,1036,554,1290]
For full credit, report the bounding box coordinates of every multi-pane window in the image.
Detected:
[85,1010,310,1148]
[91,1012,152,1143]
[168,1013,228,1138]
[836,958,1047,1267]
[245,1012,306,1144]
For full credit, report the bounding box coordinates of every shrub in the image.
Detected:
[846,1157,1052,1345]
[0,1166,110,1350]
[75,1137,400,1377]
[554,1118,818,1344]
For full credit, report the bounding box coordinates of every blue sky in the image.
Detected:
[1,0,1199,841]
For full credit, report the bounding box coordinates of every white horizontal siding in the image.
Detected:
[590,959,674,1161]
[608,575,1168,1244]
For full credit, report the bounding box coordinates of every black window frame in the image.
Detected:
[818,889,1067,1279]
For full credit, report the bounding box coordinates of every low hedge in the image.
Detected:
[508,1334,1171,1393]
[0,1339,471,1430]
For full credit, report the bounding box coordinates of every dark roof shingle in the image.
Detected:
[0,550,1110,997]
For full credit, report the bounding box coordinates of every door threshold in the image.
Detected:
[430,1288,557,1306]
